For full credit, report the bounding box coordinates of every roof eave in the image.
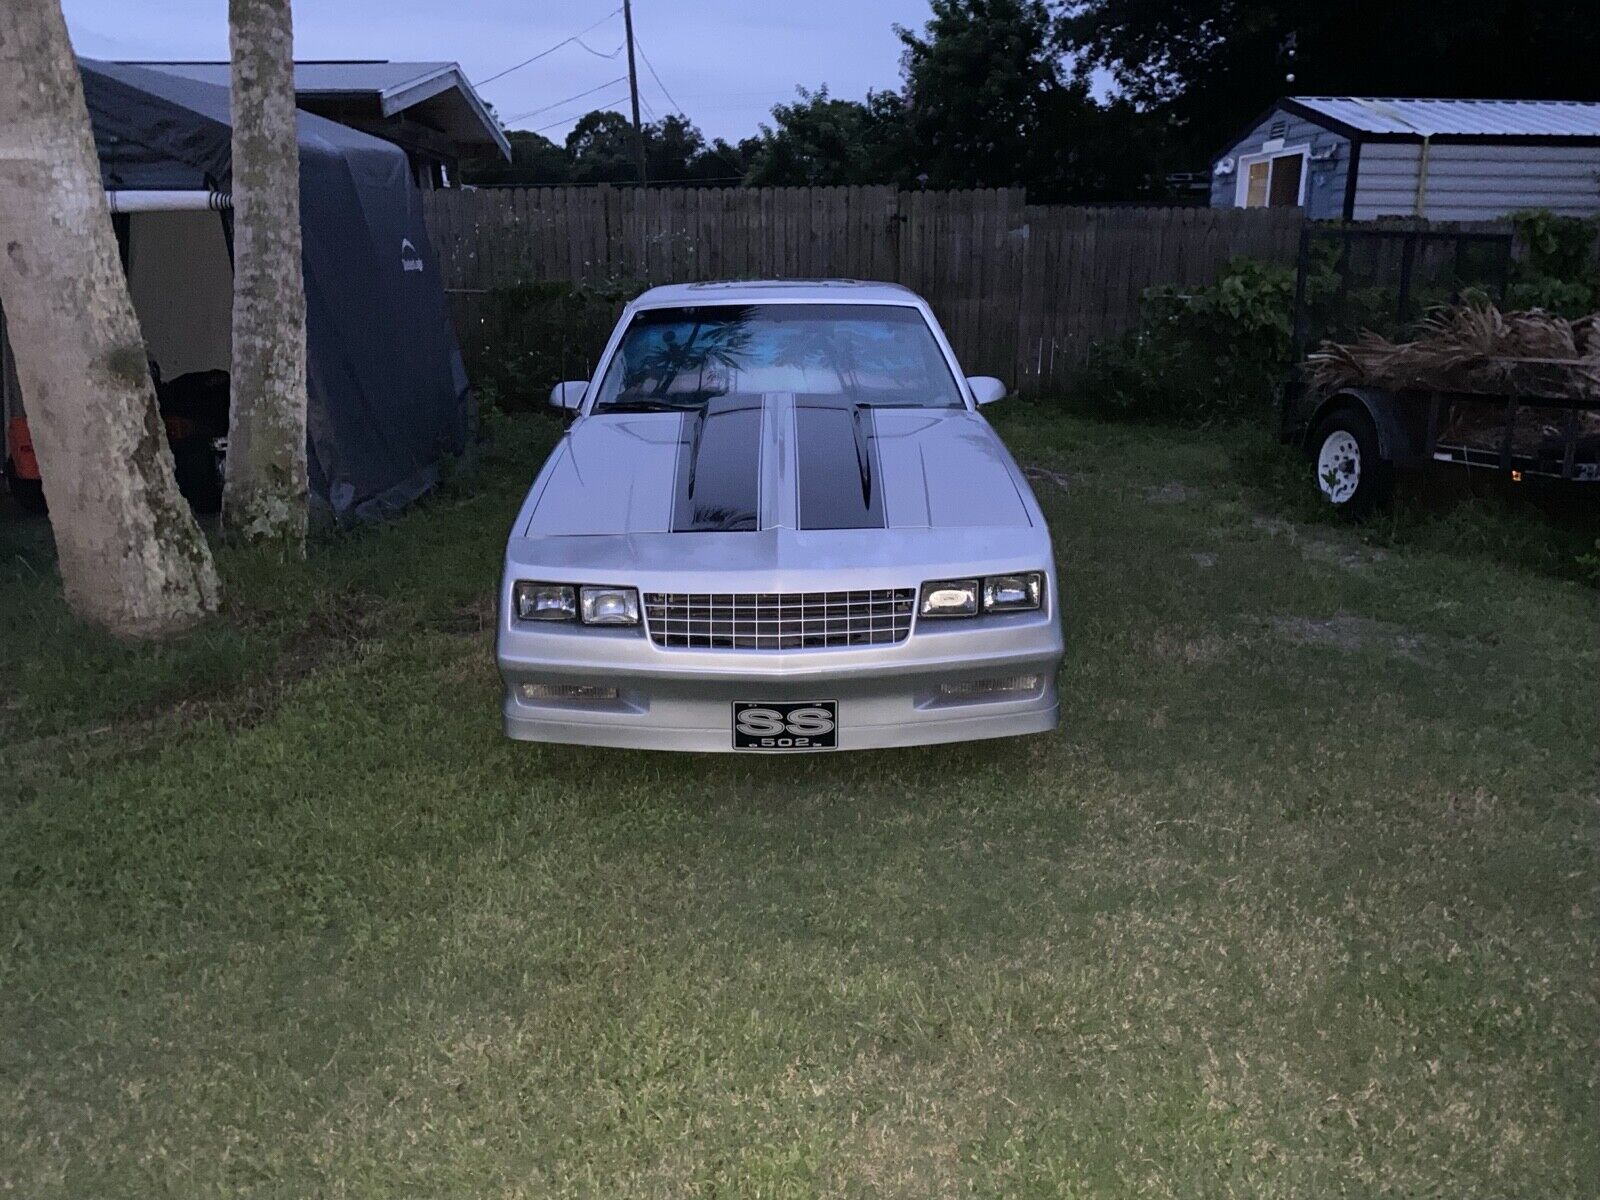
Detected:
[1284,96,1600,142]
[379,65,509,160]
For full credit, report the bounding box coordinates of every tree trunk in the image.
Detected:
[225,0,309,547]
[0,0,220,637]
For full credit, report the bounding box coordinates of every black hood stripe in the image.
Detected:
[671,393,763,532]
[795,393,887,530]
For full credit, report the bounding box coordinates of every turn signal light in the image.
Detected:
[518,682,619,702]
[939,674,1043,698]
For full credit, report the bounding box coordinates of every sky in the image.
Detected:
[62,0,942,144]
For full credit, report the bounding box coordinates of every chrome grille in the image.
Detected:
[643,589,915,650]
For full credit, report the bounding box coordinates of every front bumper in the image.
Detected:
[498,610,1063,753]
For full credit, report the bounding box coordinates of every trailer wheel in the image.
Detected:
[1310,409,1393,518]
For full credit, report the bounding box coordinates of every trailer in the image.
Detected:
[1279,225,1600,515]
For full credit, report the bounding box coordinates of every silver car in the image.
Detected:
[496,280,1063,752]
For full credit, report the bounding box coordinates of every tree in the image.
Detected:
[744,87,911,186]
[1058,0,1600,169]
[461,130,572,186]
[0,0,220,636]
[702,138,752,183]
[226,0,309,547]
[646,114,748,183]
[646,113,705,182]
[897,0,1067,188]
[566,110,641,183]
[561,110,743,184]
[1027,91,1176,201]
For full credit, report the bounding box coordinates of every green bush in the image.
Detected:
[1506,210,1598,317]
[464,279,641,410]
[1071,257,1297,423]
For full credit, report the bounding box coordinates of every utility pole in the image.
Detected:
[622,0,648,186]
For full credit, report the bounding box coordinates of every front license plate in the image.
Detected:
[732,700,838,751]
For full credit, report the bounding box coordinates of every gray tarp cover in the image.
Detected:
[80,59,470,521]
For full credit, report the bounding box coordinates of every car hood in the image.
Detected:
[523,400,1034,536]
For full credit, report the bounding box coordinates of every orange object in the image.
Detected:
[6,417,38,480]
[163,414,199,441]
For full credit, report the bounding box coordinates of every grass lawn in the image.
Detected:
[2,407,1595,1197]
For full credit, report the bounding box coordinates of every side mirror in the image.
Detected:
[549,380,588,411]
[967,376,1007,406]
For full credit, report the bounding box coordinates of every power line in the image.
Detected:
[633,34,745,176]
[573,37,625,59]
[527,90,634,134]
[475,7,622,87]
[633,39,685,115]
[504,75,629,125]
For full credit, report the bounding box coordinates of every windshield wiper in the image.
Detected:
[596,399,706,414]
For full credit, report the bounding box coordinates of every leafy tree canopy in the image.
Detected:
[462,111,748,187]
[461,129,571,186]
[1058,0,1600,164]
[744,87,911,186]
[465,0,1597,197]
[897,0,1067,188]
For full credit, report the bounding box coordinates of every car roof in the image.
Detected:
[631,279,920,308]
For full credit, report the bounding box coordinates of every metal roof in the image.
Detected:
[123,60,509,158]
[1287,96,1600,139]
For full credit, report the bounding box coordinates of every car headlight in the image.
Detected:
[983,572,1042,612]
[579,585,641,626]
[514,581,577,621]
[919,573,1044,618]
[920,579,979,617]
[513,582,641,626]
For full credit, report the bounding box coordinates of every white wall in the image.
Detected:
[126,210,233,380]
[1353,142,1600,221]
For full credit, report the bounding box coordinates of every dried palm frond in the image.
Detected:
[1573,314,1600,361]
[1305,302,1600,401]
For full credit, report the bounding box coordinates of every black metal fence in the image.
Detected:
[1290,225,1514,364]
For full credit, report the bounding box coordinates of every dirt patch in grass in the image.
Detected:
[1446,787,1501,823]
[1301,539,1389,571]
[1266,614,1432,661]
[1249,514,1388,572]
[1146,481,1198,504]
[1149,627,1242,665]
[1022,462,1071,494]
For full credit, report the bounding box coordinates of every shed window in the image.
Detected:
[1237,148,1307,208]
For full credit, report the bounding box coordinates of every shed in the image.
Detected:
[2,59,471,522]
[118,60,511,189]
[1210,97,1600,221]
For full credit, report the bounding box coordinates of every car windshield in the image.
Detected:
[590,303,966,412]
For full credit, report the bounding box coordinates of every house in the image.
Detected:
[118,60,511,189]
[1210,97,1600,221]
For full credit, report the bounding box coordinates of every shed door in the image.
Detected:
[1268,154,1302,206]
[1238,149,1307,208]
[1245,160,1270,206]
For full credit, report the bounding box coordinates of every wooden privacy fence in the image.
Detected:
[422,186,1304,395]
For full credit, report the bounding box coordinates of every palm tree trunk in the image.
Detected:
[225,0,309,547]
[0,0,220,637]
